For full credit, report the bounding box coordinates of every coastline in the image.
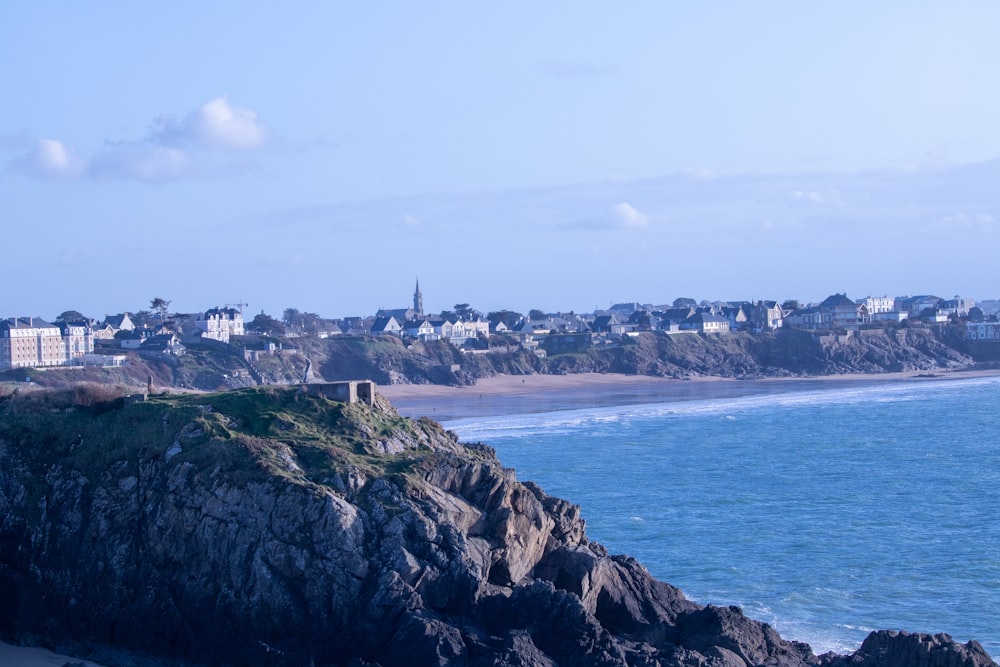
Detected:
[380,368,1000,422]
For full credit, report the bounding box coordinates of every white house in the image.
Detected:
[371,316,403,336]
[862,296,896,315]
[684,312,730,334]
[197,307,245,343]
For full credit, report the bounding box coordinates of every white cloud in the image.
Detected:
[183,97,267,150]
[91,143,189,183]
[149,97,267,151]
[611,202,649,228]
[8,97,266,183]
[14,139,87,180]
[569,201,654,231]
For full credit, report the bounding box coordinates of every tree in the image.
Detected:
[528,309,547,321]
[781,300,800,311]
[282,308,302,326]
[150,297,172,322]
[250,312,286,336]
[55,310,88,323]
[672,298,697,308]
[132,310,156,328]
[487,310,523,328]
[454,303,476,321]
[300,312,323,335]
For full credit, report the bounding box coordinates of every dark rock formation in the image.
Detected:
[823,630,995,667]
[0,386,994,667]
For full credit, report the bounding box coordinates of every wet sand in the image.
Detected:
[380,369,1000,422]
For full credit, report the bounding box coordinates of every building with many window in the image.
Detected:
[0,317,69,370]
[196,307,245,343]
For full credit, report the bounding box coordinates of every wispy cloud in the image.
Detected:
[789,188,845,206]
[90,143,190,182]
[6,97,267,183]
[11,139,87,180]
[929,211,994,231]
[611,202,649,228]
[570,201,655,230]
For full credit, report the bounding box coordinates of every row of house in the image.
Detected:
[784,294,977,331]
[370,315,490,344]
[362,293,974,344]
[361,300,785,343]
[0,306,246,371]
[4,290,991,371]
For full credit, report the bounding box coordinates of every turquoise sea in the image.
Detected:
[444,376,1000,659]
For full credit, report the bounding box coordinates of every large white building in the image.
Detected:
[0,318,69,370]
[196,307,245,343]
[862,296,896,315]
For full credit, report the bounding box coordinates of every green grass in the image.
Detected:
[0,385,452,514]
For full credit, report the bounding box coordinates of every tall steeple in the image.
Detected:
[413,278,424,317]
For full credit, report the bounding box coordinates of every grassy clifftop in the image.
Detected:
[0,384,473,504]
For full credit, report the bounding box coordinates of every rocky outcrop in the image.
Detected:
[823,630,995,667]
[0,386,994,667]
[542,327,973,379]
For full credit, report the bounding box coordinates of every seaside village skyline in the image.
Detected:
[3,280,1000,373]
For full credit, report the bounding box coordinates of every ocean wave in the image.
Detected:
[446,376,1000,440]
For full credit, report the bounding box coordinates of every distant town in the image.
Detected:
[3,280,999,372]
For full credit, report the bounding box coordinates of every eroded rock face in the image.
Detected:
[0,388,995,667]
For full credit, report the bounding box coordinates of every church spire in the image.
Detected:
[413,278,424,317]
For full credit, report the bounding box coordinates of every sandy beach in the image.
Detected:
[380,369,1000,422]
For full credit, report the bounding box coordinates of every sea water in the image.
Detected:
[444,377,1000,658]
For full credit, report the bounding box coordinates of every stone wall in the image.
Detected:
[301,380,376,405]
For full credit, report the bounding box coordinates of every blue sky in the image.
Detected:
[2,3,998,320]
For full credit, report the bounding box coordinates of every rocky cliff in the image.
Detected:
[0,386,994,667]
